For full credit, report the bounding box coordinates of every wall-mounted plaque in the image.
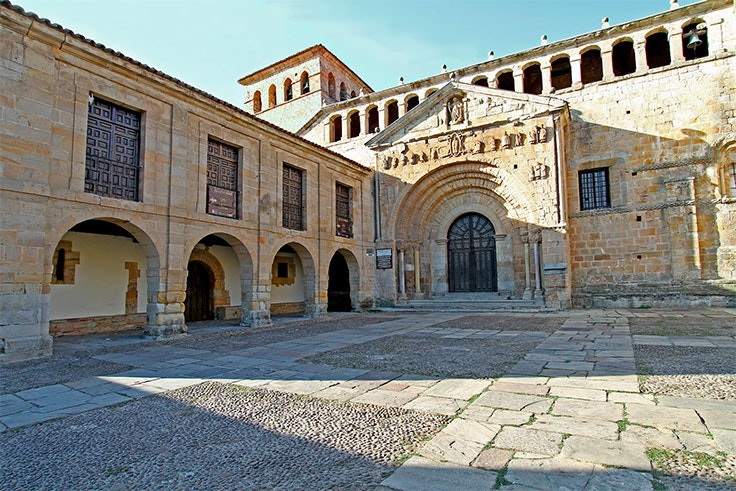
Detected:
[376,248,393,269]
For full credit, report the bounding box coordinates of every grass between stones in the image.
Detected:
[647,447,736,486]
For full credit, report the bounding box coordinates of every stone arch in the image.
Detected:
[268,84,277,107]
[385,99,399,126]
[365,104,379,134]
[347,109,360,138]
[187,247,229,311]
[682,18,708,60]
[269,241,319,317]
[612,38,636,76]
[47,217,163,336]
[329,114,343,142]
[425,88,439,98]
[284,77,293,101]
[471,75,489,87]
[327,72,336,100]
[328,248,360,312]
[550,55,572,90]
[183,231,255,325]
[714,134,736,199]
[405,93,420,112]
[389,161,536,241]
[300,71,310,94]
[522,62,543,94]
[253,90,262,113]
[580,46,603,84]
[496,70,515,91]
[645,29,671,69]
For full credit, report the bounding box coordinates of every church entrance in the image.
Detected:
[327,252,352,312]
[185,260,213,322]
[447,213,498,292]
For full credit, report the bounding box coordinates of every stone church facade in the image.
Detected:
[1,0,735,362]
[243,0,736,310]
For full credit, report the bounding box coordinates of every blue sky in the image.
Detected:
[15,0,699,106]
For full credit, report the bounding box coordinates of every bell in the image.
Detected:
[686,32,702,50]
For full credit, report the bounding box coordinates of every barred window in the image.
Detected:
[579,168,611,210]
[283,164,305,230]
[207,139,238,218]
[336,183,352,238]
[85,97,141,201]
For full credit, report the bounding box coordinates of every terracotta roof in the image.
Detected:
[0,1,370,174]
[237,43,373,93]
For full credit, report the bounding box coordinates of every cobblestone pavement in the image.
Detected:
[1,309,734,490]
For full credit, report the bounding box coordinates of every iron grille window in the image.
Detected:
[85,97,141,201]
[579,168,611,210]
[336,183,352,238]
[283,164,305,230]
[207,139,238,218]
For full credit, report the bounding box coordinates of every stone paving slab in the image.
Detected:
[530,414,619,440]
[381,455,496,491]
[493,426,563,456]
[422,378,490,400]
[402,395,465,416]
[488,381,549,396]
[561,435,651,471]
[626,402,709,433]
[552,398,624,422]
[548,386,607,401]
[504,456,595,490]
[473,391,553,413]
[711,428,736,455]
[351,387,420,407]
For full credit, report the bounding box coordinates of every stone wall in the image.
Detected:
[0,5,374,362]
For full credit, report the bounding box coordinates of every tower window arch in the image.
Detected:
[406,94,419,112]
[330,115,342,142]
[496,71,515,91]
[645,31,671,69]
[253,91,262,113]
[385,100,399,126]
[348,110,360,138]
[551,56,572,90]
[581,48,603,83]
[327,73,336,101]
[268,84,277,108]
[523,63,543,95]
[284,78,293,101]
[612,40,636,76]
[339,82,347,101]
[300,71,310,95]
[682,21,708,60]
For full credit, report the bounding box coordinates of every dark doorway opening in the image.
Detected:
[447,213,498,292]
[327,253,352,312]
[185,261,213,322]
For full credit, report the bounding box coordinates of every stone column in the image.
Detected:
[398,248,407,300]
[601,48,614,81]
[513,66,524,93]
[532,229,544,298]
[570,55,582,88]
[635,40,648,74]
[541,62,552,95]
[521,232,532,300]
[413,247,423,299]
[670,32,686,64]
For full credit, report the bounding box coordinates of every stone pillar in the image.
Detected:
[521,232,532,300]
[570,55,583,88]
[541,62,552,95]
[635,40,648,74]
[413,247,423,299]
[601,48,614,81]
[532,230,544,298]
[144,287,187,338]
[398,248,407,300]
[241,284,272,328]
[670,32,686,64]
[513,66,524,93]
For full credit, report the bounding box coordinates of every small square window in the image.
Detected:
[277,262,289,278]
[579,167,611,210]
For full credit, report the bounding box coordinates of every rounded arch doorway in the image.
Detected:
[185,260,214,322]
[447,213,498,292]
[327,252,352,312]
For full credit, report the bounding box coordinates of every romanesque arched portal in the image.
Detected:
[447,213,498,292]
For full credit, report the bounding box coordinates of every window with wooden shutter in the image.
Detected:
[283,164,304,230]
[336,183,352,238]
[85,97,141,201]
[207,139,238,218]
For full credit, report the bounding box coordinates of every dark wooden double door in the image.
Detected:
[447,213,498,292]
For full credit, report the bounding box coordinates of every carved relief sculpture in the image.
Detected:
[537,125,547,143]
[529,162,549,181]
[448,96,464,125]
[502,132,511,149]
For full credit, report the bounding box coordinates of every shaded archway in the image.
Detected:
[327,252,352,312]
[185,260,213,322]
[270,242,318,317]
[48,218,160,336]
[447,213,498,292]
